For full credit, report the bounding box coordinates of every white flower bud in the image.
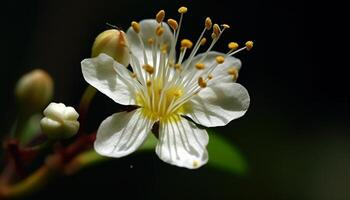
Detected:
[91,29,130,66]
[40,102,80,139]
[15,69,53,114]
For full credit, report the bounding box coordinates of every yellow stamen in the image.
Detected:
[205,17,212,30]
[175,63,181,69]
[148,38,154,45]
[161,43,169,51]
[167,19,178,30]
[228,42,239,50]
[143,64,154,74]
[181,39,193,49]
[228,67,238,80]
[221,24,230,29]
[156,10,165,23]
[195,63,205,70]
[216,55,225,64]
[200,37,207,46]
[198,77,207,88]
[131,21,140,33]
[178,6,188,14]
[245,41,254,50]
[156,26,164,36]
[208,74,213,80]
[146,80,152,87]
[213,24,220,36]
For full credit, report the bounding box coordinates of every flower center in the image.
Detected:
[137,78,185,121]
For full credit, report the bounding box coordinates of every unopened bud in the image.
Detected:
[15,69,53,114]
[40,102,80,139]
[91,29,130,66]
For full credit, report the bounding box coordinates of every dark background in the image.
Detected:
[1,0,349,199]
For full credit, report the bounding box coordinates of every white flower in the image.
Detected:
[81,7,250,169]
[40,102,80,139]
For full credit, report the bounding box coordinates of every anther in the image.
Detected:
[198,77,207,88]
[195,63,205,70]
[175,63,181,69]
[200,37,207,46]
[148,38,154,45]
[167,19,178,30]
[208,74,213,80]
[156,10,165,23]
[161,43,169,51]
[181,39,193,49]
[245,41,254,50]
[213,24,221,36]
[173,89,182,97]
[228,67,238,80]
[143,64,154,74]
[131,21,141,33]
[156,26,164,36]
[215,56,225,64]
[146,80,152,87]
[178,6,188,14]
[228,42,239,50]
[221,24,230,29]
[205,17,212,30]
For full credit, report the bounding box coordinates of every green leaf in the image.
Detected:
[207,130,248,175]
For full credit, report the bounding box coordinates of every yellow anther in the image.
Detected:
[208,74,213,80]
[200,37,207,46]
[146,80,152,87]
[131,21,140,33]
[228,67,239,80]
[205,17,212,30]
[195,63,205,70]
[160,43,169,51]
[168,60,175,67]
[198,77,207,88]
[211,33,217,39]
[216,56,225,64]
[148,38,154,45]
[213,24,221,36]
[181,39,193,49]
[143,64,154,74]
[131,72,137,78]
[173,89,182,97]
[221,24,230,29]
[178,6,188,14]
[167,18,178,30]
[156,26,164,36]
[156,10,165,23]
[175,63,181,69]
[228,42,239,50]
[245,41,254,50]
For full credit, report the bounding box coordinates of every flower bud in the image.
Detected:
[15,69,53,114]
[40,102,80,139]
[91,29,130,66]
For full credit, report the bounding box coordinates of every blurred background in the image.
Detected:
[1,0,349,199]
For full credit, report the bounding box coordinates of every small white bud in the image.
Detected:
[40,102,80,139]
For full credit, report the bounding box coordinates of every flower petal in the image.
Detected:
[156,116,209,169]
[81,53,137,105]
[182,51,242,85]
[126,19,174,67]
[94,109,155,158]
[184,82,250,127]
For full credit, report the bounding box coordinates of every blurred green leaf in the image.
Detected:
[207,130,248,175]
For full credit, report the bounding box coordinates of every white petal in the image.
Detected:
[126,19,174,67]
[182,51,241,85]
[94,109,155,158]
[156,116,209,169]
[81,53,137,105]
[184,82,250,127]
